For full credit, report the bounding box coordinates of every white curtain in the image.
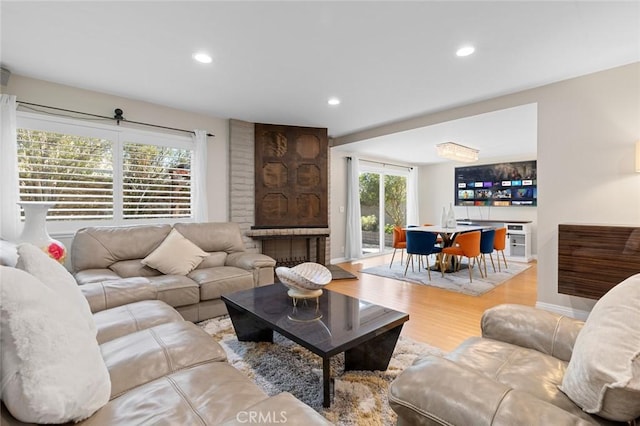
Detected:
[345,156,362,260]
[191,129,208,222]
[0,95,19,240]
[406,166,420,226]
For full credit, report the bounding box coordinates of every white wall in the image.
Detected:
[3,75,230,223]
[330,62,640,317]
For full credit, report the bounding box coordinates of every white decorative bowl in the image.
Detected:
[276,262,332,299]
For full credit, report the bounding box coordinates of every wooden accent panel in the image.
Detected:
[254,123,328,228]
[558,224,640,299]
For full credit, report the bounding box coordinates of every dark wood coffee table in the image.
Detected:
[221,283,409,407]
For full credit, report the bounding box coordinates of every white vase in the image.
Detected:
[17,202,67,264]
[446,203,457,228]
[441,207,447,228]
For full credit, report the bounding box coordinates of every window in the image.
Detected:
[16,112,194,228]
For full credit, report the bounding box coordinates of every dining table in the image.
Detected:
[405,224,494,272]
[407,224,492,247]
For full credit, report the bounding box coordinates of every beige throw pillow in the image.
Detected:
[141,228,208,275]
[559,273,640,421]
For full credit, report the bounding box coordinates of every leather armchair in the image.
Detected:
[389,303,629,425]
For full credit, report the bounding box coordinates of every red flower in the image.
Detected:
[47,243,65,261]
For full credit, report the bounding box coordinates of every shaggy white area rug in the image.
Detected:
[199,316,445,425]
[360,260,531,296]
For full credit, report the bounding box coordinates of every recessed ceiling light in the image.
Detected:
[193,52,212,64]
[328,97,341,106]
[456,46,475,57]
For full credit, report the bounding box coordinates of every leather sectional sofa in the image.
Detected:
[70,222,276,322]
[1,242,331,425]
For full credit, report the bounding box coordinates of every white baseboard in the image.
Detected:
[535,301,590,321]
[329,257,348,265]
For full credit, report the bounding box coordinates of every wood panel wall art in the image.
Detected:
[254,123,328,228]
[558,224,640,299]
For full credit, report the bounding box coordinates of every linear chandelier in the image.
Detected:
[436,142,479,163]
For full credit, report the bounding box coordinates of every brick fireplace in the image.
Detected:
[228,119,331,267]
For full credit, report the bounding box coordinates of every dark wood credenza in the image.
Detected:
[558,224,640,299]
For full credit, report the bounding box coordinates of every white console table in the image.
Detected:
[456,219,533,262]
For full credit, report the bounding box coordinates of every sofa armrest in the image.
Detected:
[481,304,584,362]
[389,355,593,426]
[80,277,158,313]
[226,252,276,285]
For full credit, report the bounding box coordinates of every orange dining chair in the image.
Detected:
[440,230,483,283]
[390,226,407,268]
[494,227,508,271]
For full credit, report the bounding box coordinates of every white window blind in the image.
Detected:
[122,142,191,219]
[17,128,114,220]
[16,112,194,226]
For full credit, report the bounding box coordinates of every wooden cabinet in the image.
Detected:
[254,123,328,229]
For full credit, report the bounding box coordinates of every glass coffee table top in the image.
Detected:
[221,283,409,407]
[222,282,408,356]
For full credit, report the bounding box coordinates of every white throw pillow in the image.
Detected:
[16,243,96,335]
[0,267,111,423]
[141,228,209,275]
[559,273,640,421]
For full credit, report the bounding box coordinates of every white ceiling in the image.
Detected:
[1,1,639,165]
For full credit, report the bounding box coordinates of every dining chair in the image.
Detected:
[440,230,483,283]
[494,227,508,271]
[389,226,407,268]
[404,230,442,280]
[479,229,497,277]
[422,223,443,245]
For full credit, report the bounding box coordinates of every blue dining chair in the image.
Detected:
[479,229,496,277]
[404,230,442,280]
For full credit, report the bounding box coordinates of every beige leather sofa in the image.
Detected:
[389,273,640,425]
[1,263,331,425]
[70,222,276,322]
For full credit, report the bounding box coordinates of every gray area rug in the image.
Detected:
[327,264,357,280]
[199,316,444,425]
[360,260,531,296]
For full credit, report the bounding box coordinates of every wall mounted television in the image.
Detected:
[454,160,537,207]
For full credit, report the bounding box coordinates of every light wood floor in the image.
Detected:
[326,254,537,352]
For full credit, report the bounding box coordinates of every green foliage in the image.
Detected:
[384,223,394,234]
[359,172,407,228]
[361,214,378,231]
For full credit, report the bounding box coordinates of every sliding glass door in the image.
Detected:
[359,164,408,256]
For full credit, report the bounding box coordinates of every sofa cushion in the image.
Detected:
[71,224,172,272]
[93,300,184,344]
[174,222,246,253]
[16,243,96,335]
[76,362,269,426]
[0,267,110,423]
[197,251,228,269]
[189,266,254,301]
[109,259,162,278]
[559,273,640,421]
[142,228,209,275]
[147,275,200,307]
[101,321,227,399]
